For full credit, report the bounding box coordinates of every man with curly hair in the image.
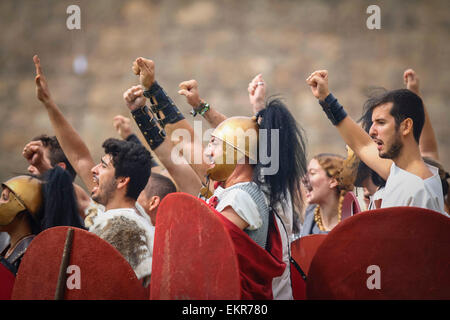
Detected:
[33,55,154,286]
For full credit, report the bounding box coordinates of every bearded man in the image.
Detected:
[306,70,445,214]
[33,55,154,284]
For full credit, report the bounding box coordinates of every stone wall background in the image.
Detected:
[0,0,449,188]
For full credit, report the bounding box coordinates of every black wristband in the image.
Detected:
[319,93,347,126]
[143,81,185,127]
[131,105,166,150]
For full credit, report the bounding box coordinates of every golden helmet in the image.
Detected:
[0,175,43,226]
[207,116,259,182]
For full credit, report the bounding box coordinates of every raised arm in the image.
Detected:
[247,74,266,115]
[123,85,202,196]
[33,55,95,191]
[131,58,210,183]
[306,70,392,180]
[178,79,227,128]
[22,140,53,174]
[113,115,135,141]
[178,73,266,128]
[404,69,439,161]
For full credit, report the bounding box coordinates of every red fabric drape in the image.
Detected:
[207,202,285,299]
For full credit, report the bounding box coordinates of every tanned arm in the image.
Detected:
[131,58,210,184]
[404,69,439,161]
[123,84,202,196]
[33,55,95,192]
[178,79,227,128]
[306,70,392,180]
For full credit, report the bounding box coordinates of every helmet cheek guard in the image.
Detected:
[206,116,259,183]
[0,176,43,226]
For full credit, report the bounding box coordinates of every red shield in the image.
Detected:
[12,226,148,300]
[291,234,327,276]
[341,191,362,220]
[307,207,450,299]
[151,193,240,299]
[290,234,327,300]
[0,259,15,300]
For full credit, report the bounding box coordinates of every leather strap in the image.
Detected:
[131,105,166,150]
[290,256,307,281]
[143,81,185,127]
[7,235,35,265]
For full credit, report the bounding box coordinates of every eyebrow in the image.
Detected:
[101,157,109,166]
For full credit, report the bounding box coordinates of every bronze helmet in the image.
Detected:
[207,116,259,182]
[0,176,43,226]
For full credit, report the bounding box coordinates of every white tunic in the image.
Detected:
[372,163,446,215]
[214,183,263,230]
[270,196,294,300]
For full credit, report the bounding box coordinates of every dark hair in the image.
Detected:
[32,134,77,181]
[357,90,391,188]
[144,173,177,201]
[353,160,386,188]
[253,97,307,216]
[39,166,85,230]
[102,138,152,200]
[361,89,425,143]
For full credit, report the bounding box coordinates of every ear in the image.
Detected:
[148,196,160,212]
[329,178,338,189]
[56,162,67,170]
[116,176,131,190]
[401,118,413,137]
[148,196,160,226]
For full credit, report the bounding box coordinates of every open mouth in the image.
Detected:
[206,154,215,166]
[373,138,384,150]
[301,176,313,193]
[91,175,99,194]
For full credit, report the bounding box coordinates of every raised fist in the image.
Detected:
[33,55,52,104]
[113,115,133,140]
[248,73,266,114]
[132,57,155,89]
[306,70,330,101]
[178,79,202,108]
[22,140,52,173]
[404,69,420,96]
[123,85,146,111]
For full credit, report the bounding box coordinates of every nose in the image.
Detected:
[369,123,377,138]
[204,144,213,158]
[91,163,100,175]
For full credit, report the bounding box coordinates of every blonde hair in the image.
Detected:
[313,153,355,223]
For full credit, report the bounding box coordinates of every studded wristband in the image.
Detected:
[143,81,185,127]
[131,105,166,150]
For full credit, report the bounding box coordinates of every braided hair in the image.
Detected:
[314,153,354,221]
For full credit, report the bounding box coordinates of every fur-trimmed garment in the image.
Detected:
[88,204,154,280]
